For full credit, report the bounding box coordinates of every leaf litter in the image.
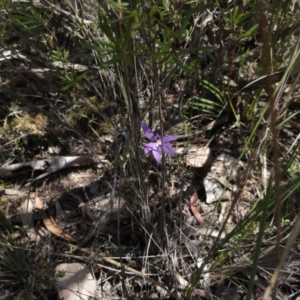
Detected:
[1,117,298,299]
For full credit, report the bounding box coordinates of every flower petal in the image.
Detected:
[144,142,157,154]
[161,143,176,157]
[152,149,162,164]
[162,135,177,143]
[141,123,155,141]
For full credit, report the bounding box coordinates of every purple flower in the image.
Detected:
[141,123,177,164]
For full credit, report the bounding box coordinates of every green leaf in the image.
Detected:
[131,9,139,23]
[184,3,214,15]
[0,208,12,232]
[98,17,117,45]
[106,0,129,12]
[188,96,222,114]
[242,24,258,40]
[149,4,158,17]
[172,55,191,72]
[200,80,225,104]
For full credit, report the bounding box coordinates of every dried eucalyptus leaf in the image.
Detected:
[204,177,233,204]
[186,146,213,167]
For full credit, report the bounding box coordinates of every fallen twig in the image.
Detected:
[0,155,108,179]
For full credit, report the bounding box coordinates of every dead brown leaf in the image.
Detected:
[35,196,77,242]
[41,211,77,242]
[190,191,205,224]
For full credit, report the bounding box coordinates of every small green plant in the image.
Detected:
[49,48,70,63]
[55,270,66,278]
[57,70,86,92]
[187,80,226,116]
[11,5,49,31]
